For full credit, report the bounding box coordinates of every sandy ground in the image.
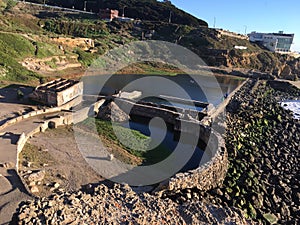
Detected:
[20,127,104,197]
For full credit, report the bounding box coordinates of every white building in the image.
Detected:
[248,31,294,53]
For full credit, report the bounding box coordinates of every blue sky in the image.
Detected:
[171,0,300,52]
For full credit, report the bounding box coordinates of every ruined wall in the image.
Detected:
[157,130,228,192]
[0,96,82,131]
[115,98,181,124]
[114,98,208,123]
[113,97,228,192]
[14,98,104,171]
[51,37,95,51]
[216,29,249,40]
[57,81,83,106]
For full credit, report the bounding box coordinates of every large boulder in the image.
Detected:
[27,170,45,183]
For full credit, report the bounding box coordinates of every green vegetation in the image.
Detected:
[0,0,16,11]
[45,59,58,69]
[118,61,183,75]
[75,48,98,67]
[35,42,63,58]
[44,19,108,38]
[0,33,35,59]
[19,143,55,169]
[79,118,172,165]
[0,33,41,82]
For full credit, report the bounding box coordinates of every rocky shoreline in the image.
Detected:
[15,79,299,224]
[163,80,300,224]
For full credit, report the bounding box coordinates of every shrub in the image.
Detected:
[4,0,16,10]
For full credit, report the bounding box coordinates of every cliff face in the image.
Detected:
[143,22,299,80]
[225,52,300,80]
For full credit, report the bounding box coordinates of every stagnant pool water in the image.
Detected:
[122,119,210,172]
[83,74,244,106]
[83,74,242,172]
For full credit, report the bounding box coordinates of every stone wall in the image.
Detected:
[113,97,228,192]
[51,37,95,51]
[162,81,252,192]
[15,114,73,171]
[156,130,228,192]
[115,98,181,124]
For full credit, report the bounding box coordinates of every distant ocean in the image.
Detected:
[281,100,300,120]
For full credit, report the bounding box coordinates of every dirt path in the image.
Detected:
[21,127,103,197]
[0,112,65,225]
[0,169,30,225]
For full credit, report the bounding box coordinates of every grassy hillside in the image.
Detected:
[23,0,208,27]
[0,33,40,82]
[0,1,299,85]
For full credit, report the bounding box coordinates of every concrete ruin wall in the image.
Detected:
[0,96,82,131]
[15,98,105,172]
[113,98,228,192]
[30,80,83,107]
[114,98,208,123]
[51,37,95,51]
[115,98,181,124]
[15,114,73,171]
[56,81,83,106]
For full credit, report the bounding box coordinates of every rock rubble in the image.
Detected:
[17,183,252,225]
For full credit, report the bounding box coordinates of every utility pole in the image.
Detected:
[169,11,172,23]
[213,17,216,28]
[122,6,127,17]
[84,1,87,11]
[244,25,248,35]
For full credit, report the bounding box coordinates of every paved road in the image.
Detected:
[18,1,95,15]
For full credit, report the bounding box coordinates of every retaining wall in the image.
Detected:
[113,97,229,192]
[156,130,228,192]
[209,78,249,122]
[156,79,257,192]
[15,114,73,171]
[0,96,82,132]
